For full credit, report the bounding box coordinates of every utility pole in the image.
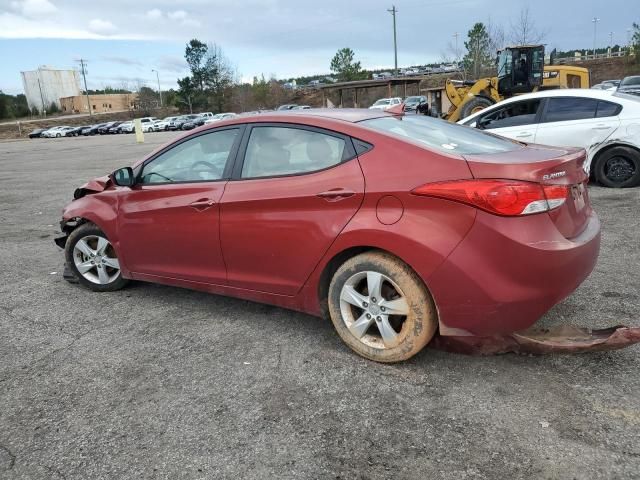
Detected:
[36,74,46,117]
[453,32,460,64]
[387,5,398,77]
[78,59,92,117]
[151,69,163,107]
[592,17,600,59]
[609,31,614,56]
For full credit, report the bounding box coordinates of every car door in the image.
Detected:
[534,96,621,149]
[474,98,542,142]
[220,124,365,295]
[117,126,243,284]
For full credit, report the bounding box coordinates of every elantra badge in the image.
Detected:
[543,171,566,181]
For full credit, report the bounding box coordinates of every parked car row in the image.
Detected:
[369,96,429,114]
[28,112,242,139]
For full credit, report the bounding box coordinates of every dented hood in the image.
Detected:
[74,174,111,198]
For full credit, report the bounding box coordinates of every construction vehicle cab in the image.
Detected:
[444,45,589,122]
[496,45,544,96]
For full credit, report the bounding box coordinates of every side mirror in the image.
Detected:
[111,167,135,187]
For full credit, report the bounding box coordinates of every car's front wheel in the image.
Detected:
[328,251,437,362]
[65,223,129,292]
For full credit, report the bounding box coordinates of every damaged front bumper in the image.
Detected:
[430,325,640,355]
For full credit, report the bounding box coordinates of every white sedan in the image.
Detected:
[369,97,402,111]
[459,89,640,188]
[203,113,237,125]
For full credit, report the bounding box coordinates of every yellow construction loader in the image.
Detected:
[444,45,590,122]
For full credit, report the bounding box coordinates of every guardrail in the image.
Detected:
[554,50,635,63]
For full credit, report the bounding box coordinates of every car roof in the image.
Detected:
[236,108,389,123]
[493,88,621,104]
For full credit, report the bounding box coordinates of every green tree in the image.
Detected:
[632,23,640,62]
[177,76,195,113]
[330,48,364,82]
[251,75,269,108]
[185,39,209,90]
[463,23,492,79]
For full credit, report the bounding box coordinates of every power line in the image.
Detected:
[387,6,398,77]
[78,58,92,117]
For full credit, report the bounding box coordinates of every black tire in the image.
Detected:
[64,223,129,292]
[328,251,438,363]
[460,96,494,119]
[594,146,640,188]
[56,133,61,138]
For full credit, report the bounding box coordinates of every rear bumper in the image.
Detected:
[428,209,601,336]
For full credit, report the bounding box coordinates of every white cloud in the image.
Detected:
[145,8,162,20]
[167,10,187,21]
[88,18,117,35]
[10,0,57,17]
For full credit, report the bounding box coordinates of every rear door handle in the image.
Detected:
[515,132,533,138]
[592,124,612,130]
[316,188,356,201]
[189,198,216,211]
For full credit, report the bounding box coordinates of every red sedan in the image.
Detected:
[55,109,602,362]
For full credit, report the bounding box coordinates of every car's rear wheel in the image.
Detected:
[64,223,129,292]
[328,251,437,362]
[594,146,640,188]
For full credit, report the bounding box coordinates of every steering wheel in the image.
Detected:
[190,160,222,177]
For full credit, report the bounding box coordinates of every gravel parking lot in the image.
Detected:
[1,133,639,479]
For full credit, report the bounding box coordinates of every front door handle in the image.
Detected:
[592,124,612,130]
[189,198,216,211]
[316,188,356,201]
[515,132,533,138]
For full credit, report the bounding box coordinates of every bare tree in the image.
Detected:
[509,6,546,45]
[487,19,506,53]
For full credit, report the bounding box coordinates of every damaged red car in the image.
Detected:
[56,109,625,362]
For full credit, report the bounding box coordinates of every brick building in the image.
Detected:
[60,93,138,114]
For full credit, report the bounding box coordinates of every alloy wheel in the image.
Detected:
[605,156,636,184]
[339,271,409,349]
[72,235,121,285]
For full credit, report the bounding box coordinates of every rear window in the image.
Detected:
[361,116,521,155]
[595,100,621,117]
[620,76,640,87]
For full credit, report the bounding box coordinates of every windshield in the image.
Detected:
[373,99,390,106]
[496,50,512,78]
[620,77,640,87]
[360,116,521,155]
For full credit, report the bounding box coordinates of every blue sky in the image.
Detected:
[0,0,635,94]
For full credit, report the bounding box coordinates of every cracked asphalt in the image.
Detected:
[0,132,639,480]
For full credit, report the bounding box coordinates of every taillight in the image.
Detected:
[412,180,569,216]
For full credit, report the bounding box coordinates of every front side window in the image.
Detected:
[477,99,541,130]
[361,116,520,155]
[544,97,597,122]
[140,129,239,184]
[241,127,346,178]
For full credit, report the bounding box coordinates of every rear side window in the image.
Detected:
[361,116,520,155]
[595,100,621,117]
[477,99,541,129]
[241,126,346,178]
[543,97,597,122]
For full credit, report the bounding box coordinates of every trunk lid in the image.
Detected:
[464,145,591,239]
